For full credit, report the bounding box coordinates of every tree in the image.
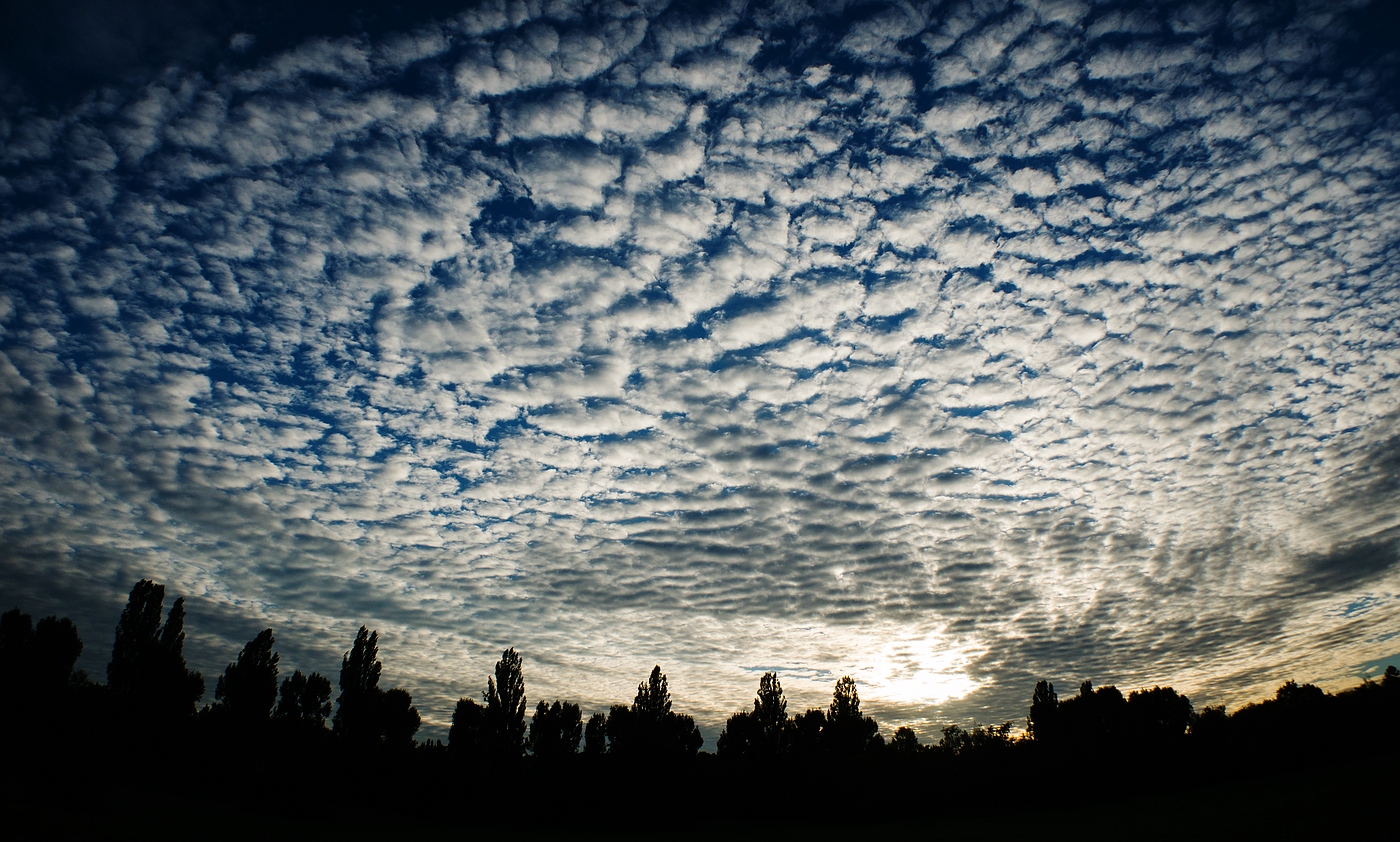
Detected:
[789,708,826,758]
[1,609,83,702]
[717,711,757,759]
[529,700,582,759]
[485,648,527,758]
[1027,679,1058,741]
[718,671,790,758]
[1189,704,1228,740]
[381,687,421,749]
[608,666,702,760]
[276,670,332,727]
[753,671,788,753]
[334,626,382,744]
[1056,680,1127,747]
[584,712,607,756]
[450,648,528,760]
[214,629,279,721]
[330,626,421,747]
[890,726,921,756]
[107,580,204,719]
[449,697,487,757]
[1126,686,1193,743]
[939,721,1013,757]
[634,665,671,721]
[824,676,879,757]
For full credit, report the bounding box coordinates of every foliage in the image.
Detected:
[1027,679,1057,741]
[1,608,84,701]
[718,671,790,759]
[449,697,487,757]
[214,628,279,721]
[824,675,880,757]
[381,687,421,748]
[275,669,332,727]
[606,666,703,760]
[484,648,527,759]
[106,579,204,720]
[584,712,607,756]
[890,726,921,756]
[939,722,1014,756]
[333,626,382,744]
[529,700,582,758]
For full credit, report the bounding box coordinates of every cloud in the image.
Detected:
[2,0,1399,746]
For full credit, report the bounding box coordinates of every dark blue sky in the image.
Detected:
[2,0,1399,743]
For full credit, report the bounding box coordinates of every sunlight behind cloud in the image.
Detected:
[857,632,984,706]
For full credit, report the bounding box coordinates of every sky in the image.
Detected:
[2,0,1399,745]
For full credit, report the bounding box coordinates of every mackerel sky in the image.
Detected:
[2,0,1399,743]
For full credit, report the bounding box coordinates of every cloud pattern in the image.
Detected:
[3,0,1400,742]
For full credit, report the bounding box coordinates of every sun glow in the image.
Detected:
[857,632,983,705]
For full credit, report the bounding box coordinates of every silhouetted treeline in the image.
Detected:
[3,579,1398,836]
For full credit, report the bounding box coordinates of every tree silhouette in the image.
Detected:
[789,708,826,759]
[529,700,582,759]
[275,669,332,727]
[607,666,702,760]
[889,726,921,756]
[634,665,671,719]
[1027,679,1058,741]
[107,580,204,720]
[1,609,84,704]
[584,711,607,756]
[719,671,789,758]
[1126,685,1193,743]
[449,697,487,758]
[1056,680,1127,747]
[381,687,421,749]
[484,648,527,759]
[214,629,279,721]
[717,711,755,758]
[823,676,879,757]
[334,626,382,744]
[1189,704,1228,740]
[752,672,788,753]
[939,721,1013,756]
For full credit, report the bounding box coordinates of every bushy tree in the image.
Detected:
[718,671,789,758]
[107,580,203,719]
[381,687,421,749]
[584,712,607,756]
[275,670,332,727]
[485,648,527,758]
[1056,680,1128,746]
[332,626,420,747]
[529,700,582,759]
[450,648,527,760]
[789,708,826,758]
[214,629,279,721]
[939,722,1014,757]
[1126,685,1193,743]
[607,666,702,760]
[449,697,487,757]
[334,626,382,744]
[890,726,921,756]
[1,609,83,701]
[1189,704,1229,740]
[1027,679,1058,741]
[823,676,879,757]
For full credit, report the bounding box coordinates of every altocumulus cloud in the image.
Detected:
[2,0,1400,742]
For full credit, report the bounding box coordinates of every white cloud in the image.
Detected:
[2,0,1399,746]
[518,145,621,209]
